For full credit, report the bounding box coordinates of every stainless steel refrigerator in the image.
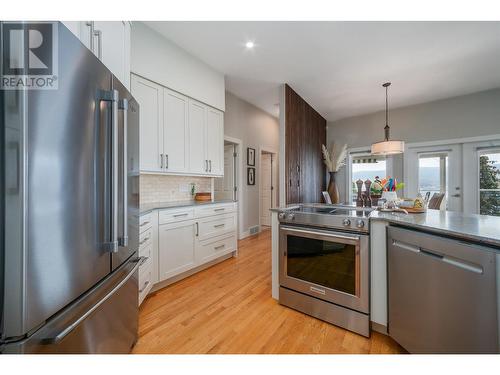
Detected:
[0,22,140,353]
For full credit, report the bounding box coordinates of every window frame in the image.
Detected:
[346,148,393,204]
[477,148,500,216]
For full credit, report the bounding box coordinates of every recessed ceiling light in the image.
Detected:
[245,41,255,49]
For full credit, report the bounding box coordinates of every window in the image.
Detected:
[479,150,500,216]
[418,153,449,202]
[350,155,387,203]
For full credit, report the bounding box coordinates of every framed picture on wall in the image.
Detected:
[247,167,255,185]
[247,147,256,166]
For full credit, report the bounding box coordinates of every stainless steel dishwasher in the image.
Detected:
[387,226,500,353]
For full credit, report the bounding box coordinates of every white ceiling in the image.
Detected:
[145,21,500,122]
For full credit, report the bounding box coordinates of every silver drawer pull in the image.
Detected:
[214,223,225,228]
[140,221,150,227]
[392,240,420,253]
[214,244,225,250]
[139,236,150,246]
[139,280,150,293]
[310,286,326,295]
[214,208,225,212]
[173,213,189,218]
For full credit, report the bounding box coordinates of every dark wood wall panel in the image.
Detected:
[285,84,326,204]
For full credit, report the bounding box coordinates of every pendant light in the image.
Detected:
[371,82,404,155]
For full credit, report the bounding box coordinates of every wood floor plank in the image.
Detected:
[132,229,404,354]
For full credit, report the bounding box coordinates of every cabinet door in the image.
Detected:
[131,75,163,172]
[206,108,224,176]
[93,21,130,89]
[188,99,208,174]
[158,220,196,281]
[163,88,189,173]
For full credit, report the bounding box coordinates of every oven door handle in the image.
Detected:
[281,226,360,241]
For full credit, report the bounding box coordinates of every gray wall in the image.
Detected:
[224,92,280,235]
[328,88,500,201]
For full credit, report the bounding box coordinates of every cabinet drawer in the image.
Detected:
[195,203,235,218]
[139,213,153,233]
[197,213,236,241]
[139,227,153,251]
[138,257,153,305]
[159,208,195,225]
[197,234,236,264]
[139,242,153,260]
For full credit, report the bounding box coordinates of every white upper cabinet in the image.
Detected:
[62,21,131,89]
[188,99,208,174]
[131,74,224,177]
[163,89,189,173]
[131,75,163,173]
[206,108,224,176]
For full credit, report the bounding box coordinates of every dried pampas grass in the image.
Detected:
[322,143,347,172]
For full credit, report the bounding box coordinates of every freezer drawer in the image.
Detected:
[3,257,140,354]
[387,226,499,353]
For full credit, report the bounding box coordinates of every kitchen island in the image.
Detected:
[270,205,500,343]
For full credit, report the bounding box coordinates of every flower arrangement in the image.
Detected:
[321,143,348,172]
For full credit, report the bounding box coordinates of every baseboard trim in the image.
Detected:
[370,321,388,335]
[240,230,250,239]
[149,252,235,294]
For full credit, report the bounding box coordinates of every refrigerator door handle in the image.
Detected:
[41,257,145,345]
[99,89,119,253]
[119,98,129,247]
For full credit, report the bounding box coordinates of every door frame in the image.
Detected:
[223,135,244,239]
[259,146,278,230]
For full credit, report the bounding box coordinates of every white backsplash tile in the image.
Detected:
[140,174,212,204]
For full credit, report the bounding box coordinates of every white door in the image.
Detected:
[158,221,196,281]
[260,153,273,226]
[188,99,207,174]
[405,144,462,211]
[163,88,188,173]
[214,145,235,200]
[131,75,163,173]
[206,108,224,176]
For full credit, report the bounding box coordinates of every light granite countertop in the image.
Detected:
[370,209,500,248]
[140,199,235,215]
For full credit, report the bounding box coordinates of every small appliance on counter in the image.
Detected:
[195,192,212,201]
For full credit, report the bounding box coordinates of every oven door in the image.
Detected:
[279,225,369,313]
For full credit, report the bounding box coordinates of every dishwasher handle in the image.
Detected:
[392,240,484,274]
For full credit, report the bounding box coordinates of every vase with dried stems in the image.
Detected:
[322,143,348,204]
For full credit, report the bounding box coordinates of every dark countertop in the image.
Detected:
[140,199,236,215]
[370,209,500,248]
[271,204,500,248]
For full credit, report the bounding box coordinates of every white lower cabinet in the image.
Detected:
[138,203,237,305]
[159,220,197,280]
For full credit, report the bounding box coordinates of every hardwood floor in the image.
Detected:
[132,229,404,354]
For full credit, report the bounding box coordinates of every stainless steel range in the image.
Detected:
[278,204,372,337]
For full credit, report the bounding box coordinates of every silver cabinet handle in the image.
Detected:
[214,223,225,228]
[173,213,188,218]
[214,208,225,212]
[195,222,199,237]
[119,98,128,247]
[166,154,169,169]
[139,236,150,246]
[205,160,208,172]
[160,154,164,169]
[42,257,143,345]
[209,160,212,172]
[85,21,94,51]
[139,280,150,293]
[214,244,225,250]
[140,220,150,227]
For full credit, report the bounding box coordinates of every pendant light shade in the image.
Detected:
[371,82,404,155]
